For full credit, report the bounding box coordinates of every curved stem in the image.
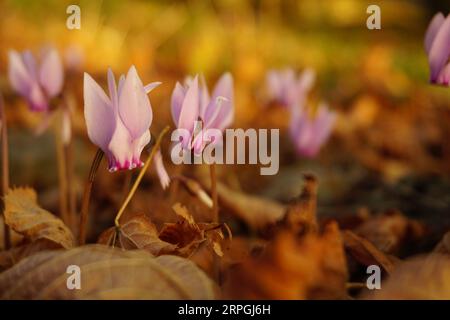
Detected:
[78,148,104,245]
[114,126,169,228]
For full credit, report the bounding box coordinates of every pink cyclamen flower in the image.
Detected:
[266,68,315,108]
[84,66,165,174]
[8,47,64,112]
[171,73,234,154]
[289,103,336,158]
[425,12,450,85]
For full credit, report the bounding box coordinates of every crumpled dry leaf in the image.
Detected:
[278,174,318,236]
[434,231,450,255]
[224,221,348,299]
[97,214,178,255]
[0,245,216,299]
[354,210,425,255]
[0,188,75,268]
[3,188,74,249]
[366,254,450,299]
[98,204,225,258]
[342,230,396,275]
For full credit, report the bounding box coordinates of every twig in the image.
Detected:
[0,91,10,249]
[78,148,104,245]
[209,163,219,223]
[114,126,169,228]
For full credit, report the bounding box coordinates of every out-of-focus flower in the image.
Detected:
[84,66,162,172]
[425,12,450,85]
[65,44,85,72]
[171,73,234,154]
[289,103,336,158]
[266,68,315,108]
[8,47,64,112]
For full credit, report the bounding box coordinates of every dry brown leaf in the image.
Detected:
[434,231,450,255]
[354,210,425,255]
[4,188,74,249]
[366,254,450,299]
[224,221,348,299]
[98,205,225,259]
[0,245,216,299]
[278,174,318,236]
[213,181,285,231]
[0,239,62,271]
[342,230,396,275]
[97,214,178,255]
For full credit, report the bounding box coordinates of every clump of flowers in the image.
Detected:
[171,73,234,154]
[265,68,315,108]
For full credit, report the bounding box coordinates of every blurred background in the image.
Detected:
[0,0,450,245]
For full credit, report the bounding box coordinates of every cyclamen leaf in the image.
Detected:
[4,188,74,249]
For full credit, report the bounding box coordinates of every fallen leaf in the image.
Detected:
[278,174,318,236]
[342,230,396,275]
[0,245,216,299]
[434,231,450,255]
[98,205,226,259]
[4,188,74,249]
[97,214,178,255]
[354,210,425,255]
[224,221,348,299]
[213,181,285,231]
[366,254,450,299]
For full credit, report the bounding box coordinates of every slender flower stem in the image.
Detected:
[114,126,169,228]
[55,109,69,226]
[209,163,219,223]
[0,92,10,249]
[64,93,77,233]
[78,148,104,245]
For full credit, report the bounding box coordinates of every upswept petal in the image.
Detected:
[107,68,118,111]
[207,73,234,130]
[177,75,200,132]
[39,48,64,98]
[144,81,162,93]
[428,14,450,83]
[83,72,115,151]
[425,12,445,54]
[118,65,153,139]
[171,82,187,125]
[8,50,33,96]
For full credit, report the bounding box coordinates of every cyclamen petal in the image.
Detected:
[39,48,64,98]
[426,13,450,84]
[177,75,200,132]
[425,13,445,54]
[83,73,115,151]
[8,50,33,97]
[289,103,336,158]
[154,150,170,189]
[118,66,153,139]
